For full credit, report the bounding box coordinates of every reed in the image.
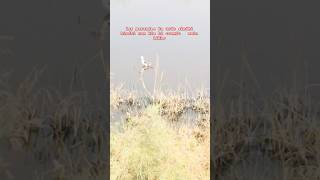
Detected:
[213,58,320,180]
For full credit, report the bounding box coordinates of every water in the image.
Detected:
[0,0,108,103]
[0,1,108,179]
[213,3,320,179]
[110,0,210,90]
[213,3,320,100]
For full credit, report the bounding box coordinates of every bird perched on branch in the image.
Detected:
[140,56,153,70]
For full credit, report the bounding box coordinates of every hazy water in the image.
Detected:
[110,0,210,91]
[0,0,108,103]
[1,1,108,178]
[213,3,320,100]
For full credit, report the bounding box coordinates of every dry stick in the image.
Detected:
[152,54,160,102]
[139,54,160,100]
[99,48,107,81]
[98,18,109,81]
[78,17,108,83]
[158,72,164,98]
[241,45,261,94]
[139,69,153,98]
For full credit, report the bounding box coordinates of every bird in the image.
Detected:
[140,56,153,70]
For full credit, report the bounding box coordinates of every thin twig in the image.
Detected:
[153,53,160,101]
[139,70,153,98]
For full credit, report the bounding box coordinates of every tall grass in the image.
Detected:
[111,105,210,180]
[110,57,210,179]
[0,68,107,179]
[213,58,320,180]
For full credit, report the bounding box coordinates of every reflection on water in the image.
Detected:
[111,95,210,131]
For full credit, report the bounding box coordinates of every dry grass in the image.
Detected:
[111,104,210,180]
[213,82,320,180]
[110,55,210,179]
[0,69,107,179]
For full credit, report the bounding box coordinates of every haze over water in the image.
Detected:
[213,2,320,100]
[110,0,210,92]
[1,0,108,103]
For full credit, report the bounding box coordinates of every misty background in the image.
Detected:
[0,0,108,105]
[213,2,320,100]
[110,0,210,93]
[0,1,109,179]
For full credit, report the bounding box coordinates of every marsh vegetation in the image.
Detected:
[0,69,107,180]
[213,62,320,180]
[110,58,210,179]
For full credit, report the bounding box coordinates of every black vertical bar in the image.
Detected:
[105,0,110,178]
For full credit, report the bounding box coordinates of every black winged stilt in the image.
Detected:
[140,56,153,70]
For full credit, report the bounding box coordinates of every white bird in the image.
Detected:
[140,56,153,70]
